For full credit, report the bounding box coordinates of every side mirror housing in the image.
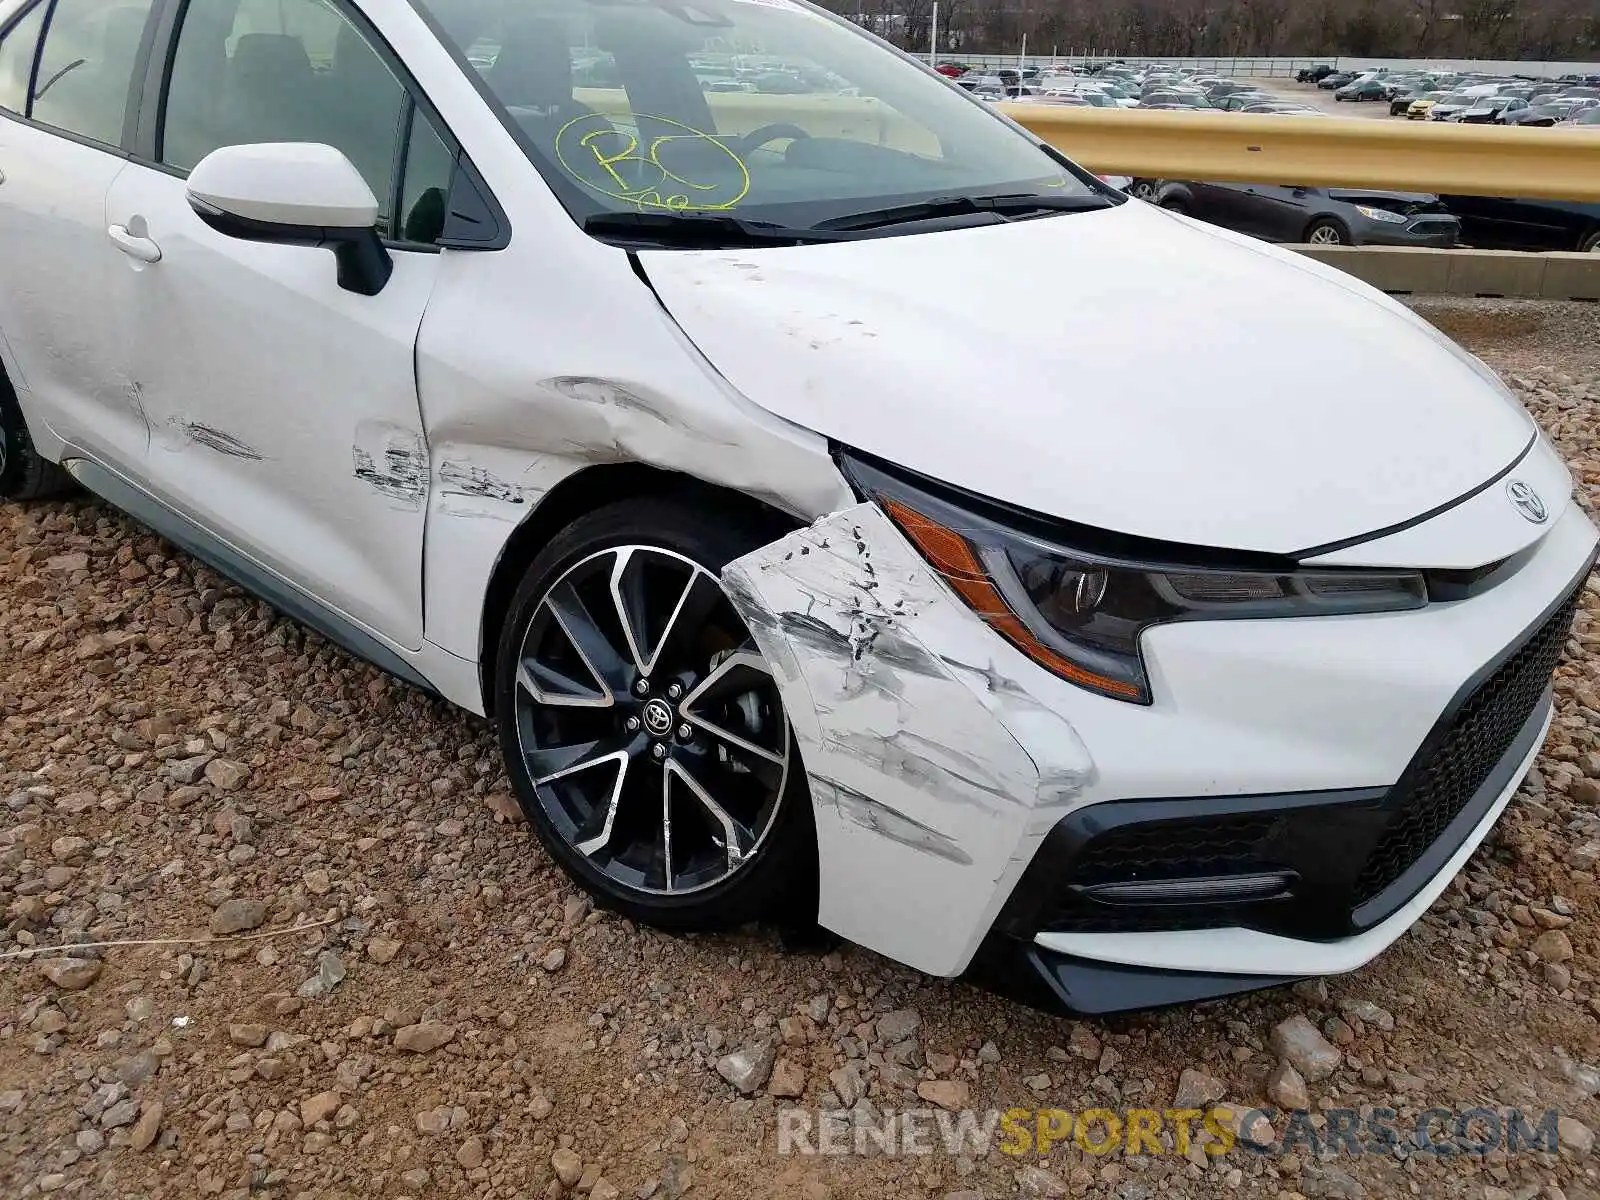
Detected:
[186,143,393,296]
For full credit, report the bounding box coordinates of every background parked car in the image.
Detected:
[1388,86,1428,114]
[1215,92,1274,111]
[1502,97,1599,126]
[1459,96,1518,124]
[1428,92,1478,121]
[1156,182,1461,247]
[1335,78,1391,102]
[1318,71,1356,90]
[1441,195,1600,253]
[1297,64,1336,83]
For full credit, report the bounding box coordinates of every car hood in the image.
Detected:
[641,201,1533,555]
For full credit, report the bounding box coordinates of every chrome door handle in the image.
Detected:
[108,224,161,263]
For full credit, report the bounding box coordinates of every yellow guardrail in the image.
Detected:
[1000,106,1600,202]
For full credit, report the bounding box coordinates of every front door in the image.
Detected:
[106,0,458,649]
[0,0,157,470]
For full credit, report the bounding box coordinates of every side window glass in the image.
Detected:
[397,109,454,245]
[0,2,47,114]
[30,0,154,144]
[163,0,406,233]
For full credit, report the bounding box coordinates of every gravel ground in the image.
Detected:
[3,299,1600,1200]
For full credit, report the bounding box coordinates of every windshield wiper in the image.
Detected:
[583,212,842,247]
[815,192,1114,233]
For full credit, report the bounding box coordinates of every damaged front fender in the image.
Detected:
[722,503,1096,978]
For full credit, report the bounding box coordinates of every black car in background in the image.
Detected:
[1297,64,1336,83]
[1155,182,1461,247]
[1441,195,1600,253]
[1499,98,1599,126]
[1392,88,1442,115]
[1335,78,1392,102]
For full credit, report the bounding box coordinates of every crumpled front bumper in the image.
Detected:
[723,503,1095,979]
[722,494,1597,998]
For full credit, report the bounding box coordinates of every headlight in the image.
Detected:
[842,453,1426,705]
[1355,205,1408,224]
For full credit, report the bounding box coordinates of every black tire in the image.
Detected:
[494,497,816,932]
[1159,198,1190,217]
[1304,218,1352,246]
[0,368,73,501]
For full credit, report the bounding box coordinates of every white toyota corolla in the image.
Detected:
[0,0,1593,1013]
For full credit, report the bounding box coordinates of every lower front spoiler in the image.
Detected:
[964,938,1299,1016]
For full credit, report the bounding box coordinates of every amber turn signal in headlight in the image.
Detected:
[841,451,1427,706]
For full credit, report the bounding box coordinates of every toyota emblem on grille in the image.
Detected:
[1506,479,1548,524]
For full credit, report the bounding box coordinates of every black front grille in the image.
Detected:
[1017,570,1587,942]
[1354,584,1580,901]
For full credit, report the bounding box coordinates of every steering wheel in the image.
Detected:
[733,123,811,156]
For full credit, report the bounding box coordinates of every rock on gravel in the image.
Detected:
[716,1041,776,1095]
[551,1147,584,1187]
[228,1022,268,1047]
[769,1058,806,1099]
[129,1102,163,1151]
[1270,1015,1342,1082]
[1531,928,1574,963]
[1266,1061,1311,1110]
[917,1080,971,1111]
[300,1091,341,1126]
[393,1022,455,1053]
[1015,1165,1069,1198]
[875,1008,920,1044]
[209,898,267,934]
[1559,1116,1595,1157]
[203,758,249,790]
[38,958,101,990]
[1173,1067,1226,1109]
[1302,1162,1366,1199]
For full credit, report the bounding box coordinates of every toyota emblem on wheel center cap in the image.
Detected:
[1506,479,1548,524]
[642,698,674,737]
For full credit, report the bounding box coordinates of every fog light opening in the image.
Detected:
[1080,871,1297,905]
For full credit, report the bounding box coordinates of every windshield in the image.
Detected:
[414,0,1098,233]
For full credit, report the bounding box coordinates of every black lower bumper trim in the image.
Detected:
[964,937,1298,1016]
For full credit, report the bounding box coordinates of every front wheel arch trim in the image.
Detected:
[475,462,799,715]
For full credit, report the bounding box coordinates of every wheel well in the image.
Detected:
[475,462,801,714]
[1305,215,1349,238]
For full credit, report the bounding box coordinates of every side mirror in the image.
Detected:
[186,143,393,296]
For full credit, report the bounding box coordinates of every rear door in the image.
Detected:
[1249,185,1319,241]
[0,0,157,470]
[1207,182,1288,239]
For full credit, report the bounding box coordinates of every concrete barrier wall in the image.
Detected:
[1292,246,1600,300]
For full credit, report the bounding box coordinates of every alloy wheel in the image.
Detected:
[1307,225,1346,246]
[511,545,790,895]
